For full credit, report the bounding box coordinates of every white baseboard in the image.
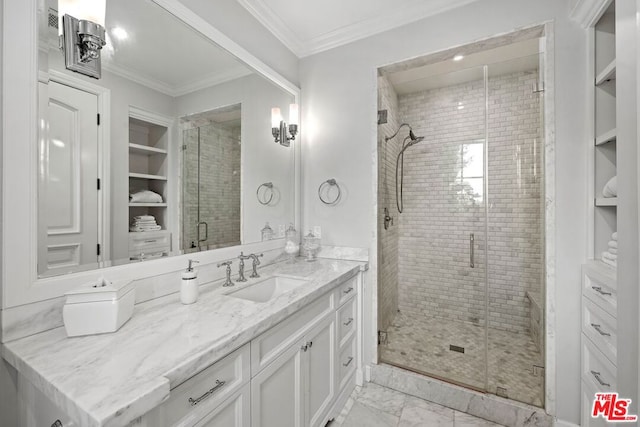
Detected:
[364,365,371,382]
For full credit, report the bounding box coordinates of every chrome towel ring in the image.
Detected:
[318,179,341,205]
[257,182,274,205]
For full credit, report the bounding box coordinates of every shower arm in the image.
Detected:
[385,123,413,142]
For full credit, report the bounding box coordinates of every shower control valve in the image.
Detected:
[383,207,394,230]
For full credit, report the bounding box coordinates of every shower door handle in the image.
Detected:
[198,221,208,242]
[469,233,475,268]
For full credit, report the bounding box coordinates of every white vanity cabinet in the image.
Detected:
[250,273,359,427]
[16,374,77,427]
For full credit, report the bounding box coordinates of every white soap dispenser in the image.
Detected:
[181,259,199,304]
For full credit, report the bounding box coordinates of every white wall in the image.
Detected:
[179,0,299,86]
[175,74,296,244]
[299,0,587,423]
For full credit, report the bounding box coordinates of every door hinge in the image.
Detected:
[97,178,101,190]
[97,113,100,125]
[97,244,101,256]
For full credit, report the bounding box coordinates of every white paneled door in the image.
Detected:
[38,80,99,276]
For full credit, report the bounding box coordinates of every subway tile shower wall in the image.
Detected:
[396,71,543,334]
[377,74,402,333]
[183,121,241,251]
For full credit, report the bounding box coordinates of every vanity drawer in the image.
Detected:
[582,264,616,317]
[129,231,171,252]
[251,291,334,374]
[582,334,616,393]
[337,296,356,348]
[582,297,617,364]
[338,335,357,390]
[336,275,357,306]
[163,343,250,427]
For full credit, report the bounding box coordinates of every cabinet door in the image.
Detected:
[251,339,305,427]
[305,314,336,427]
[197,384,250,427]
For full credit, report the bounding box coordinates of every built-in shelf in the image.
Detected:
[128,143,167,155]
[595,128,616,145]
[595,59,616,85]
[129,203,168,207]
[129,172,167,181]
[595,197,618,207]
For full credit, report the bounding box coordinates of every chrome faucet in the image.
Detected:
[237,252,251,282]
[248,253,264,278]
[217,260,234,287]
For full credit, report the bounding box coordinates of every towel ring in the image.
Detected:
[257,182,274,205]
[318,179,341,205]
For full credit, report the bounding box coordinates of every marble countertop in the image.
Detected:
[2,258,365,427]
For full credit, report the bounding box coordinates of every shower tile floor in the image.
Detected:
[378,313,544,407]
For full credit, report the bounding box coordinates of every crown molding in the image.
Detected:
[102,61,252,97]
[237,0,480,57]
[569,0,611,28]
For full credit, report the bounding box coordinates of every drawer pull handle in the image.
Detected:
[343,357,354,367]
[51,421,63,427]
[591,286,612,296]
[591,323,611,337]
[188,379,226,406]
[143,240,158,243]
[343,287,354,294]
[344,318,354,326]
[591,371,611,387]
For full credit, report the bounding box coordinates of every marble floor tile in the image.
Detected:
[454,411,503,426]
[357,382,407,417]
[341,401,400,427]
[337,382,505,427]
[399,396,455,427]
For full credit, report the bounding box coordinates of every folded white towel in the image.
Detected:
[130,190,163,204]
[609,247,618,255]
[612,232,618,241]
[608,240,617,249]
[602,176,617,198]
[602,251,617,261]
[601,253,617,268]
[134,215,156,221]
[130,225,162,232]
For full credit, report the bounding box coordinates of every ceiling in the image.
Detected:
[236,0,483,57]
[387,38,542,94]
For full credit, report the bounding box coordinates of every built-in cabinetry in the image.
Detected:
[140,273,359,427]
[128,108,173,260]
[581,261,617,427]
[591,2,617,261]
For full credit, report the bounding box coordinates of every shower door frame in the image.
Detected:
[369,22,556,415]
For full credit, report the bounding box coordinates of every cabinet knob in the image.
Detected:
[301,344,308,352]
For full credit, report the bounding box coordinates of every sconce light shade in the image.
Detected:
[59,0,106,29]
[271,104,299,147]
[59,0,107,79]
[289,104,299,125]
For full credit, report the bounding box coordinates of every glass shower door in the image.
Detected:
[486,54,545,407]
[378,64,489,391]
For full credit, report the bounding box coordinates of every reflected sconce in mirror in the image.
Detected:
[271,104,298,147]
[59,0,107,79]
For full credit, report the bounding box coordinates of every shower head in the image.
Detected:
[409,129,418,141]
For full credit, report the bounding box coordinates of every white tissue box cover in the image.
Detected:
[63,277,135,337]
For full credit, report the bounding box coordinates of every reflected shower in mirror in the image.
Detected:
[182,105,242,253]
[36,0,296,277]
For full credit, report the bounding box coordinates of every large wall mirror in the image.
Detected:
[35,0,297,278]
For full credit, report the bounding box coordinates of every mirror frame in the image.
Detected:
[2,0,301,308]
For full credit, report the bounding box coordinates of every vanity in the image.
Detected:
[3,258,366,426]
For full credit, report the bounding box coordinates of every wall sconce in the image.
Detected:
[271,104,299,147]
[59,0,107,79]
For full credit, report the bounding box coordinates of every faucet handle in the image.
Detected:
[217,260,232,268]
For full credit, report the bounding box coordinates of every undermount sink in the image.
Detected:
[228,276,310,303]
